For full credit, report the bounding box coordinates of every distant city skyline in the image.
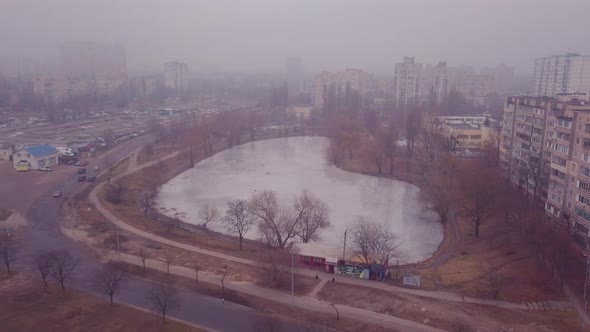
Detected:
[2,0,590,75]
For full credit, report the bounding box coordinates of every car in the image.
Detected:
[78,175,86,182]
[78,161,89,167]
[39,166,52,172]
[93,165,100,171]
[77,168,86,174]
[86,176,97,182]
[66,160,76,165]
[74,161,82,166]
[52,191,61,198]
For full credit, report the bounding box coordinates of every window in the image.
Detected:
[549,193,562,204]
[578,194,590,206]
[552,156,566,166]
[577,208,590,223]
[470,135,481,139]
[585,124,590,133]
[579,180,590,193]
[556,118,572,129]
[557,132,571,141]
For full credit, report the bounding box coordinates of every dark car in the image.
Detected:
[86,176,97,182]
[78,175,86,182]
[77,168,86,174]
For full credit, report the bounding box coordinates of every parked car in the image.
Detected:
[77,175,86,182]
[74,161,82,166]
[86,176,97,182]
[66,160,76,165]
[77,168,86,174]
[52,191,61,198]
[93,165,100,171]
[39,166,52,172]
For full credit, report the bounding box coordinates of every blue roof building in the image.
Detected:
[24,144,58,157]
[13,144,59,170]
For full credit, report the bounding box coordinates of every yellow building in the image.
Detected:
[443,123,495,150]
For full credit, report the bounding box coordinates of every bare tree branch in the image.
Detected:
[149,283,178,323]
[50,250,79,291]
[199,204,219,228]
[223,199,255,250]
[0,232,17,274]
[95,267,124,305]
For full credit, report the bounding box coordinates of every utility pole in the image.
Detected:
[585,253,590,310]
[291,249,294,307]
[342,229,347,262]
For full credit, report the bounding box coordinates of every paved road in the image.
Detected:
[4,136,273,332]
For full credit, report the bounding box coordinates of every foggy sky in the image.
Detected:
[1,0,589,74]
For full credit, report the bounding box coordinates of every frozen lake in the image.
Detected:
[154,136,443,262]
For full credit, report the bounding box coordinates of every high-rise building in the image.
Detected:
[312,69,372,110]
[481,64,514,94]
[164,62,189,96]
[393,57,423,108]
[532,53,590,97]
[60,42,126,79]
[430,62,453,105]
[500,93,590,250]
[285,57,302,95]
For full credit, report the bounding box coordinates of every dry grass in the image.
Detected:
[137,144,179,165]
[113,261,393,332]
[317,281,581,332]
[0,273,203,332]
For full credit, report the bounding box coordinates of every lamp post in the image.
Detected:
[291,248,294,307]
[342,229,347,263]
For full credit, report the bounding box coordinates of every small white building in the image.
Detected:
[12,144,59,170]
[0,143,13,161]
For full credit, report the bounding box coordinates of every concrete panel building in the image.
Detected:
[393,57,423,108]
[164,62,189,96]
[532,53,590,97]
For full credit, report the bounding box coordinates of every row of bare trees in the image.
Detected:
[195,190,330,250]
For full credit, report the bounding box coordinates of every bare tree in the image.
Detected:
[199,204,219,228]
[460,163,499,238]
[421,173,453,224]
[293,190,330,243]
[0,232,17,274]
[50,250,79,291]
[218,270,229,296]
[223,199,255,250]
[35,251,55,286]
[95,267,124,305]
[105,182,124,204]
[452,319,470,332]
[192,261,200,282]
[350,217,401,265]
[149,283,178,323]
[163,250,175,274]
[249,190,299,248]
[139,248,150,272]
[483,264,501,299]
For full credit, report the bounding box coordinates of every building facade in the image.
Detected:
[312,69,372,110]
[500,93,590,250]
[164,62,189,96]
[393,57,423,108]
[532,53,590,97]
[12,144,59,170]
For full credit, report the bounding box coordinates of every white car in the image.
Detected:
[52,191,62,198]
[39,166,52,172]
[93,166,100,171]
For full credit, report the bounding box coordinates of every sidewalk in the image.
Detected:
[113,253,445,332]
[89,149,572,314]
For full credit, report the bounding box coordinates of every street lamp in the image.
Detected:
[291,248,294,307]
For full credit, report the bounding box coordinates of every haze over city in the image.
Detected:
[3,1,590,331]
[2,0,590,73]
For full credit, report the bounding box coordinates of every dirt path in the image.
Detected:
[110,252,445,332]
[87,149,573,314]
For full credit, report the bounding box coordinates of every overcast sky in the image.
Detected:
[1,0,589,74]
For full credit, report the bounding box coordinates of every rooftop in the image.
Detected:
[23,144,58,157]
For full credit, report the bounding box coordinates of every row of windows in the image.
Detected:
[578,194,590,206]
[579,180,590,193]
[577,208,590,223]
[552,155,567,166]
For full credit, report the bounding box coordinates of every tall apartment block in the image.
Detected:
[393,57,423,108]
[164,61,189,96]
[500,93,590,250]
[532,53,590,97]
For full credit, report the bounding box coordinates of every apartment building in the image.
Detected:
[164,61,189,96]
[500,93,590,249]
[393,57,423,108]
[312,69,372,110]
[532,53,590,97]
